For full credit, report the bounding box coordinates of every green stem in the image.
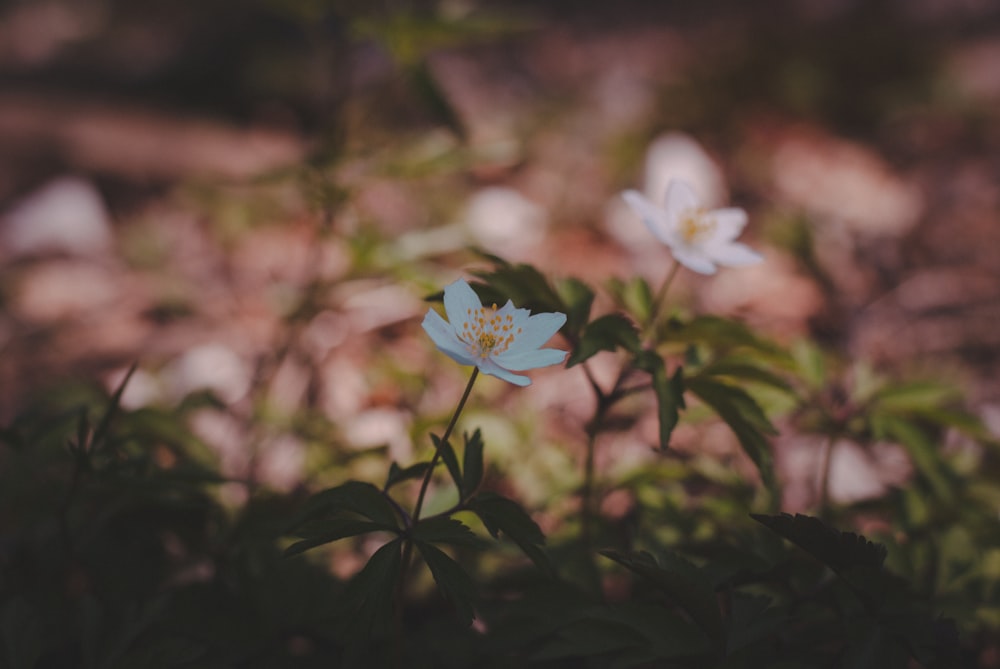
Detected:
[579,362,630,590]
[395,367,479,664]
[413,367,479,523]
[645,260,681,337]
[817,432,838,521]
[580,427,599,550]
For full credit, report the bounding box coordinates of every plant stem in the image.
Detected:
[394,367,479,665]
[413,367,479,523]
[580,427,599,548]
[645,260,681,336]
[817,432,838,521]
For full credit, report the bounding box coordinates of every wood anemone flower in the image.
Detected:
[623,179,763,275]
[422,279,567,386]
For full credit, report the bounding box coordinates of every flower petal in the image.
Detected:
[477,357,531,386]
[505,311,566,354]
[708,242,763,267]
[669,244,718,274]
[662,180,700,223]
[494,347,567,371]
[494,300,519,319]
[710,208,748,242]
[422,309,475,365]
[443,279,482,332]
[622,190,673,245]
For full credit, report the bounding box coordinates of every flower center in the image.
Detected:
[678,208,715,244]
[461,304,521,359]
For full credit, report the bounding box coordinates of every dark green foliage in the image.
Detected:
[687,376,778,490]
[470,259,569,323]
[531,602,713,666]
[432,433,464,494]
[872,414,956,502]
[0,382,348,666]
[385,461,434,490]
[633,351,685,451]
[601,550,724,644]
[411,516,483,548]
[469,493,553,577]
[566,314,640,367]
[697,355,796,394]
[415,542,478,626]
[285,518,395,557]
[2,254,991,667]
[606,276,655,324]
[751,513,963,668]
[284,480,402,557]
[297,480,400,529]
[587,516,964,668]
[461,429,485,499]
[725,592,788,657]
[337,539,403,640]
[555,277,597,338]
[751,513,887,573]
[663,315,785,357]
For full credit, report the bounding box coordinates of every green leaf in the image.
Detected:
[338,538,403,640]
[296,480,400,529]
[470,262,566,317]
[411,516,483,548]
[89,361,137,456]
[431,433,462,493]
[841,618,909,669]
[888,614,960,666]
[601,550,724,644]
[791,339,827,389]
[871,414,954,501]
[530,608,650,662]
[908,407,989,437]
[752,514,906,614]
[686,376,776,489]
[726,593,787,655]
[665,316,782,355]
[698,357,794,394]
[285,518,393,557]
[872,381,961,413]
[385,461,433,490]
[633,351,685,451]
[566,314,640,367]
[533,602,713,664]
[415,541,478,625]
[461,429,484,499]
[469,492,553,576]
[555,277,595,338]
[606,276,654,323]
[750,513,887,574]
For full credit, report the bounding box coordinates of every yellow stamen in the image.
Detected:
[461,305,519,359]
[679,208,715,244]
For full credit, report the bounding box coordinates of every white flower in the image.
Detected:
[622,179,763,275]
[422,279,567,386]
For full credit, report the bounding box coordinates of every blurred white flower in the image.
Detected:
[167,343,251,404]
[622,179,762,275]
[1,176,112,257]
[643,133,727,209]
[465,187,547,258]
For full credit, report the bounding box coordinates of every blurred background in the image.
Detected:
[2,0,999,492]
[2,0,1000,661]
